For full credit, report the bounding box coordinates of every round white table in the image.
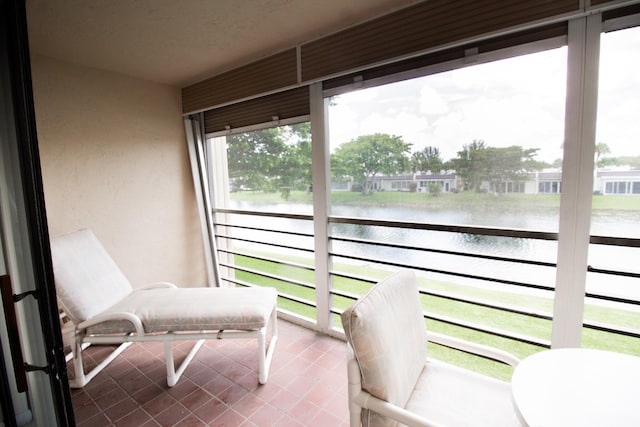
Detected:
[511,348,640,427]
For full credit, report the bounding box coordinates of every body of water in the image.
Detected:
[224,200,640,305]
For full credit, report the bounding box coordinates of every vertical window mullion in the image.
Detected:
[310,83,332,331]
[552,14,601,348]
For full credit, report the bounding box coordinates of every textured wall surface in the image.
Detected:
[31,55,207,288]
[27,0,421,86]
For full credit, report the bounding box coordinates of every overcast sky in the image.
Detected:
[328,25,640,165]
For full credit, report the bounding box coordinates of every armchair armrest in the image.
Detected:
[353,389,444,427]
[427,331,520,367]
[348,352,443,427]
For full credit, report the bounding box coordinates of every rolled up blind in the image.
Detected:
[300,0,578,82]
[323,21,568,92]
[601,3,640,22]
[182,48,298,115]
[183,1,582,117]
[203,86,309,134]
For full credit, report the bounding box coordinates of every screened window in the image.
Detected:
[326,45,568,377]
[206,121,317,321]
[193,8,640,378]
[591,23,640,238]
[584,22,640,355]
[209,122,313,215]
[328,46,567,229]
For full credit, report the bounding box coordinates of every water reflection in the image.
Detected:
[221,201,638,300]
[459,233,530,253]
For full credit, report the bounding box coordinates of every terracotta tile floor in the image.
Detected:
[68,320,350,426]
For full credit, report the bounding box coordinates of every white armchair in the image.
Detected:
[341,270,522,426]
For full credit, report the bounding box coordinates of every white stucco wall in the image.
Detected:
[30,55,207,288]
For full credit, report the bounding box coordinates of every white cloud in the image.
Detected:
[596,26,640,157]
[419,85,450,115]
[328,26,639,164]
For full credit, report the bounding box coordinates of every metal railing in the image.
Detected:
[212,208,640,364]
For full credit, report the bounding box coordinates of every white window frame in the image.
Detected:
[199,12,640,346]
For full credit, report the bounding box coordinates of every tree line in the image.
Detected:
[226,125,634,197]
[331,135,548,194]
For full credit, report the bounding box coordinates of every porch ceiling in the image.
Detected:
[26,0,421,87]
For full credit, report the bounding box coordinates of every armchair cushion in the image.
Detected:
[407,359,520,426]
[342,270,428,426]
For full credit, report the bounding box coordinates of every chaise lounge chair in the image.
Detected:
[51,228,278,388]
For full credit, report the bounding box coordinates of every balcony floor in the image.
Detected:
[69,319,349,426]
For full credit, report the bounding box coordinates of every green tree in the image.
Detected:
[411,146,443,173]
[594,142,619,168]
[449,140,488,191]
[615,155,640,169]
[484,146,543,194]
[227,128,285,192]
[427,182,442,197]
[450,141,544,192]
[226,124,312,197]
[332,133,412,194]
[278,123,312,196]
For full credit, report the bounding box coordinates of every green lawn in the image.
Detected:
[231,251,640,381]
[225,190,640,380]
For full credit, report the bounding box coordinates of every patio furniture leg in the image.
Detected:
[70,339,131,388]
[164,339,206,387]
[258,305,278,384]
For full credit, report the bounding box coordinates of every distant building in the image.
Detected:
[368,172,459,193]
[594,168,640,195]
[531,170,563,194]
[364,167,640,195]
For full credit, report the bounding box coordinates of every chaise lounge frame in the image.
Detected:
[53,229,278,388]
